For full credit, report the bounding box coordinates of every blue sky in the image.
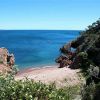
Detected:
[0,0,100,30]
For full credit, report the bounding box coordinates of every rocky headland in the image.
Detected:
[56,19,100,71]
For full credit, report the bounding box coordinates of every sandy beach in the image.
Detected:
[15,65,84,87]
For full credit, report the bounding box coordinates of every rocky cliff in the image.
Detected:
[0,47,15,74]
[56,19,100,70]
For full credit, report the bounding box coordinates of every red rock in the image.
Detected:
[0,47,15,74]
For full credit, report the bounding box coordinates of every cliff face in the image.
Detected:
[56,19,100,69]
[0,48,15,74]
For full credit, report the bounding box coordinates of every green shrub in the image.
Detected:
[78,52,88,60]
[77,52,90,71]
[81,83,96,100]
[0,75,80,100]
[81,82,100,100]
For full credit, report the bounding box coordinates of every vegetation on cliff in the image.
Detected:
[56,19,100,71]
[71,19,100,69]
[56,19,100,100]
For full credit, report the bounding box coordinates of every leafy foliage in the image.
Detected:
[76,52,90,71]
[78,52,88,60]
[81,83,96,100]
[81,82,100,100]
[70,19,100,70]
[82,19,100,35]
[0,75,80,100]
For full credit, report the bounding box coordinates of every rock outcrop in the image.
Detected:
[0,47,15,74]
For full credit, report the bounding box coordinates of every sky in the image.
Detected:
[0,0,100,30]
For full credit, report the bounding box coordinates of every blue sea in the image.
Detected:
[0,30,80,69]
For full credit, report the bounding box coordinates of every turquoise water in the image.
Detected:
[0,30,80,69]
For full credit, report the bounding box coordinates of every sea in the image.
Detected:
[0,30,80,69]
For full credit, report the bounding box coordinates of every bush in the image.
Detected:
[78,52,88,60]
[0,75,80,100]
[81,82,100,100]
[81,83,96,100]
[77,52,90,71]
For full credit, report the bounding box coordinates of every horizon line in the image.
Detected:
[0,29,83,31]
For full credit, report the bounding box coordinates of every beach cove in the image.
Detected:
[15,65,83,87]
[0,30,83,87]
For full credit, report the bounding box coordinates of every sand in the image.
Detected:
[15,65,84,87]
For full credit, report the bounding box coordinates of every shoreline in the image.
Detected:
[17,63,58,70]
[16,64,59,76]
[15,65,84,87]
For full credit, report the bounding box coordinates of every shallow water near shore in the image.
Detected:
[0,30,80,69]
